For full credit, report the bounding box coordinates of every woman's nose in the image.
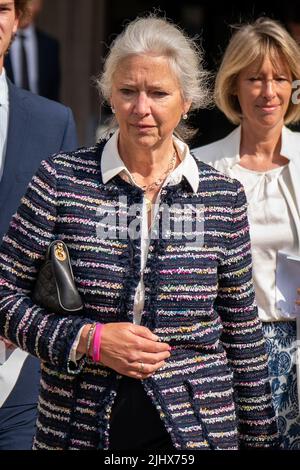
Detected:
[134,92,151,115]
[262,80,276,99]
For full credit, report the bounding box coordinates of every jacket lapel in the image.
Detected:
[0,81,29,206]
[281,128,300,212]
[286,159,300,253]
[212,126,241,175]
[280,127,300,252]
[3,54,15,83]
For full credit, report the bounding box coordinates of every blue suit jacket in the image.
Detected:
[0,80,78,408]
[0,80,77,242]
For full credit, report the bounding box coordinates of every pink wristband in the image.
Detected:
[92,323,104,362]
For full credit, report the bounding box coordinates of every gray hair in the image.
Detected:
[97,15,211,140]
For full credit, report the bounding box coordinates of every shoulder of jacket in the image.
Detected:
[197,159,242,192]
[48,145,98,165]
[192,139,225,161]
[284,126,300,142]
[192,128,239,163]
[14,85,69,116]
[49,137,108,165]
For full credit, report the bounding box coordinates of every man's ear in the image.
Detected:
[12,16,19,36]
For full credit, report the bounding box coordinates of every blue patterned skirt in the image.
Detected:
[262,321,300,449]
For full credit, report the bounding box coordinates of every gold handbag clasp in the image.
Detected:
[55,242,67,262]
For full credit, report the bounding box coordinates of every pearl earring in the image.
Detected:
[111,107,116,114]
[182,113,188,120]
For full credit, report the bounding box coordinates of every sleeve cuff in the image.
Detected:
[69,326,85,365]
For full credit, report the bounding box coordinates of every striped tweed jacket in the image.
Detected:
[0,140,278,450]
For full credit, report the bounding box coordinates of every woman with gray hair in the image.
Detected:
[194,17,300,449]
[0,15,277,450]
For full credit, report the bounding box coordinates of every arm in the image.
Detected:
[215,181,278,448]
[0,157,89,374]
[0,157,170,377]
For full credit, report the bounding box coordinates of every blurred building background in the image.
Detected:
[36,0,300,147]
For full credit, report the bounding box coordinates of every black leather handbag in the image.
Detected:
[32,240,83,315]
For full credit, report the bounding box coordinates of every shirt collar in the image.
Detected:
[280,126,300,161]
[18,24,35,39]
[101,131,200,194]
[0,69,9,107]
[221,126,242,169]
[171,136,200,193]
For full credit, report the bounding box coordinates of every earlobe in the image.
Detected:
[13,20,19,35]
[110,101,116,114]
[183,101,192,115]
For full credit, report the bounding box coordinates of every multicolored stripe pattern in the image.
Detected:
[0,140,278,449]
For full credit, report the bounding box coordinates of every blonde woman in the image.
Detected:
[194,17,300,449]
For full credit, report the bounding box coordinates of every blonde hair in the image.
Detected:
[215,17,300,125]
[97,15,211,141]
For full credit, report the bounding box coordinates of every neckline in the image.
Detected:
[235,163,288,176]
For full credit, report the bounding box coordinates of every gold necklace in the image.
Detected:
[130,151,177,211]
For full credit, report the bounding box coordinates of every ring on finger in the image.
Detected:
[139,362,145,373]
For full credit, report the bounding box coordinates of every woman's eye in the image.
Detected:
[152,91,168,97]
[120,89,134,95]
[249,77,261,82]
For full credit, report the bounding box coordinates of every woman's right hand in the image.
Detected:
[81,323,171,380]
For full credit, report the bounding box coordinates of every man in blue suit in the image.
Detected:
[5,0,61,101]
[0,0,78,450]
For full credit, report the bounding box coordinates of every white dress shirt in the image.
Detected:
[71,130,200,361]
[0,69,9,182]
[10,25,38,94]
